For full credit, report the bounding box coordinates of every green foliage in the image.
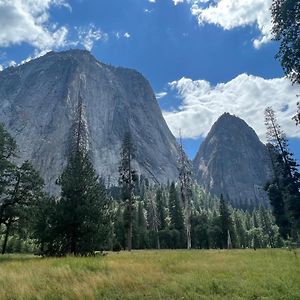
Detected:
[265,107,300,240]
[118,131,137,251]
[219,194,233,249]
[0,124,44,254]
[272,0,300,84]
[168,182,185,248]
[271,0,300,124]
[31,150,110,256]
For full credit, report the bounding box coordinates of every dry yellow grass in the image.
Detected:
[0,249,299,299]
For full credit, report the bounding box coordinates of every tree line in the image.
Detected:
[0,118,286,256]
[1,0,300,255]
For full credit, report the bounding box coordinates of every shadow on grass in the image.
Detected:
[0,254,41,264]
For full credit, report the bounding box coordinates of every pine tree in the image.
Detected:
[271,0,300,124]
[119,131,137,251]
[272,0,300,85]
[0,125,44,256]
[57,151,109,255]
[178,136,193,249]
[168,182,184,248]
[219,194,233,249]
[156,188,166,230]
[38,96,110,256]
[264,107,300,239]
[145,185,160,249]
[233,210,247,248]
[136,198,148,249]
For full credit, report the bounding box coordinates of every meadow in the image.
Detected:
[0,249,299,300]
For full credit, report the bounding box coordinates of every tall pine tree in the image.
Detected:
[178,136,193,249]
[50,96,109,256]
[219,194,233,249]
[265,107,300,239]
[168,182,184,248]
[119,131,137,251]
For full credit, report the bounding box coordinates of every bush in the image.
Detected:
[113,242,122,252]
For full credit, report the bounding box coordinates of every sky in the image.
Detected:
[0,0,299,161]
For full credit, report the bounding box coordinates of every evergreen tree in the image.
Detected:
[30,196,58,255]
[265,107,300,239]
[178,136,193,249]
[114,206,126,250]
[156,188,166,230]
[145,186,160,249]
[208,211,222,249]
[0,160,44,254]
[56,151,109,255]
[168,182,184,248]
[271,0,300,124]
[272,0,300,85]
[136,198,148,249]
[191,212,209,249]
[33,97,109,256]
[119,131,137,251]
[219,194,233,249]
[232,210,243,248]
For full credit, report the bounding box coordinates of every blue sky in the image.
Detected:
[0,0,299,161]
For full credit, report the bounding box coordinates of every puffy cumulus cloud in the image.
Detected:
[0,0,70,50]
[174,0,273,48]
[76,25,108,51]
[163,74,299,141]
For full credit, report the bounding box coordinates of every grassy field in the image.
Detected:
[0,249,299,300]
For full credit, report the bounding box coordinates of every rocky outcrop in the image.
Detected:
[193,113,273,207]
[0,50,179,194]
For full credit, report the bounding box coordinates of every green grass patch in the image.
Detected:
[0,249,299,299]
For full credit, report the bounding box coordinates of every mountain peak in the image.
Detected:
[0,49,179,194]
[193,113,273,208]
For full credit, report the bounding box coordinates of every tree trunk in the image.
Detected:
[2,221,12,255]
[127,199,133,251]
[186,224,191,250]
[70,225,77,255]
[227,230,233,249]
[156,227,160,250]
[185,206,192,250]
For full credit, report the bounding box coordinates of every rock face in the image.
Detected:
[193,113,273,207]
[0,50,179,194]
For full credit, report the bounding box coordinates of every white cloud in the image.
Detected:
[20,48,52,65]
[124,32,131,39]
[156,92,168,99]
[0,0,70,50]
[163,74,299,142]
[76,25,108,51]
[114,31,131,40]
[0,64,3,71]
[149,0,156,3]
[8,60,17,67]
[175,0,273,48]
[173,0,185,5]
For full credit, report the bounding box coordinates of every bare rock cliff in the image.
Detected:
[0,50,179,193]
[193,113,273,207]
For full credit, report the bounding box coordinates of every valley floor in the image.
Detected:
[0,249,299,300]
